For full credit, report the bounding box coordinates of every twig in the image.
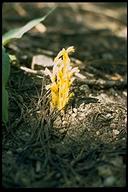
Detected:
[20,66,46,78]
[80,79,127,89]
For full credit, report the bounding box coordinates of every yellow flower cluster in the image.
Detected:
[45,46,79,111]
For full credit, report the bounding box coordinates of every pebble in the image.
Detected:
[73,108,77,113]
[104,176,115,186]
[78,116,84,121]
[123,91,127,97]
[106,113,111,118]
[72,113,77,118]
[62,121,67,125]
[68,110,72,115]
[36,161,41,173]
[36,111,41,114]
[96,131,100,135]
[113,129,120,135]
[80,103,85,108]
[59,129,66,134]
[78,112,85,117]
[125,116,127,125]
[79,84,89,92]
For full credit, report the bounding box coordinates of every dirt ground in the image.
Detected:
[2,3,127,188]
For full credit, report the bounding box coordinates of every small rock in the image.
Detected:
[36,111,41,114]
[73,108,77,113]
[31,55,53,70]
[68,110,72,115]
[96,131,100,135]
[106,113,111,118]
[113,129,120,135]
[104,176,115,186]
[78,116,84,121]
[123,91,127,97]
[79,84,89,92]
[72,113,77,118]
[36,161,41,173]
[62,121,67,125]
[59,128,66,134]
[125,116,127,125]
[79,112,85,117]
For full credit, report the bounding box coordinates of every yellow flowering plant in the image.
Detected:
[45,46,79,111]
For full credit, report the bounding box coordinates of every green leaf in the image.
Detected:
[2,46,10,124]
[2,42,12,125]
[2,7,56,45]
[2,87,9,124]
[2,46,10,86]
